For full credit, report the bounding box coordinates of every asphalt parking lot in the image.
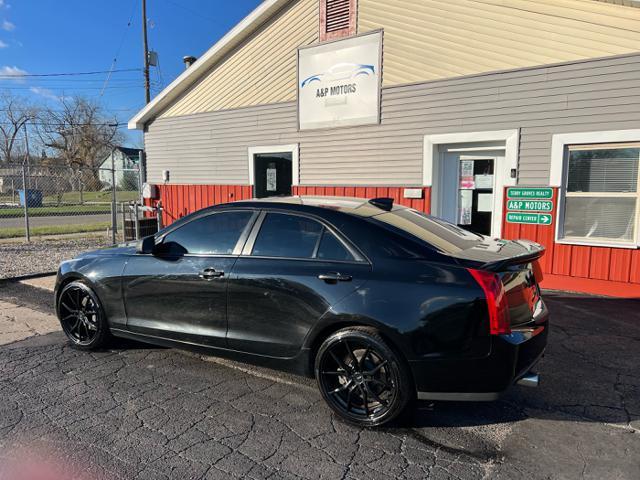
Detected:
[0,281,638,480]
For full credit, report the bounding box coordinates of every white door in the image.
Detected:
[437,149,504,237]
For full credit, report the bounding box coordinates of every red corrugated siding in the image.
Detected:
[149,184,431,224]
[292,185,432,213]
[500,187,640,297]
[147,183,639,297]
[146,184,252,226]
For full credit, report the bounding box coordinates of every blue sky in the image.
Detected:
[0,0,262,144]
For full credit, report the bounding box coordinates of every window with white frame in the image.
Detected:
[560,143,640,245]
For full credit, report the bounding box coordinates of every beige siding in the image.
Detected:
[359,0,640,86]
[159,0,318,118]
[146,54,640,187]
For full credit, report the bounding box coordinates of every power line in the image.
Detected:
[0,68,142,79]
[2,77,144,83]
[0,107,140,112]
[0,85,145,90]
[0,121,127,129]
[102,0,138,97]
[161,0,222,25]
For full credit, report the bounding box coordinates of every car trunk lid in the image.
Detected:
[453,238,545,329]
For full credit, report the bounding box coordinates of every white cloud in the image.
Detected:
[2,20,14,31]
[30,87,60,101]
[0,65,27,81]
[0,40,7,48]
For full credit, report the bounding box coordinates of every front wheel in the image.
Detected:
[57,281,110,350]
[315,327,413,427]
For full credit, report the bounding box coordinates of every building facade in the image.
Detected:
[130,0,640,297]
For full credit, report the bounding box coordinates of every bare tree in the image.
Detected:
[37,97,122,202]
[37,96,121,169]
[0,92,37,165]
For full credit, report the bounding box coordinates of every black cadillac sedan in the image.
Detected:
[55,196,548,427]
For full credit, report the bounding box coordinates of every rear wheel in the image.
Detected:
[315,327,412,427]
[57,281,109,350]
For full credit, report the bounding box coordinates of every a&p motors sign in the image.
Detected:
[298,31,382,130]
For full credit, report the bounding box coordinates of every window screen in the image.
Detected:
[160,211,253,255]
[562,145,640,244]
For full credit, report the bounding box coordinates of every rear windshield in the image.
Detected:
[374,208,483,254]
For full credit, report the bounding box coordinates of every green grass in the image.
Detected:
[0,204,112,218]
[0,190,139,217]
[0,222,110,239]
[0,190,138,206]
[42,190,139,204]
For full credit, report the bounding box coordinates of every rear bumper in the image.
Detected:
[412,310,548,401]
[416,348,544,401]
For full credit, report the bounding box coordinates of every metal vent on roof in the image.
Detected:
[325,0,350,32]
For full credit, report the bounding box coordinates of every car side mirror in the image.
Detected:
[136,235,156,255]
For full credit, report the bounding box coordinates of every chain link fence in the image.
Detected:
[0,163,161,279]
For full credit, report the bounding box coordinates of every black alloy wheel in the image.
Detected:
[57,281,109,350]
[315,327,412,427]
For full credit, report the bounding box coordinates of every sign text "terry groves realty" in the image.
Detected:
[298,31,382,130]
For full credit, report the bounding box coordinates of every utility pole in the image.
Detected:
[111,149,117,244]
[142,0,150,104]
[22,122,31,242]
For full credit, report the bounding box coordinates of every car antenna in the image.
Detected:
[368,197,394,211]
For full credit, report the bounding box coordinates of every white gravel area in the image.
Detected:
[0,236,111,279]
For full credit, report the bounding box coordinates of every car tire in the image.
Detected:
[57,281,110,350]
[315,326,413,427]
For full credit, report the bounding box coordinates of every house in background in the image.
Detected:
[98,147,142,190]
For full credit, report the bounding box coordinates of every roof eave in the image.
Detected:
[128,0,292,130]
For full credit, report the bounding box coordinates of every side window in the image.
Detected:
[160,211,253,255]
[252,213,323,258]
[316,229,354,261]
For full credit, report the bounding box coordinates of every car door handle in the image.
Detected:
[318,272,352,283]
[199,268,224,280]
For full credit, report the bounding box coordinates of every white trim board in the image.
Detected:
[247,144,299,187]
[423,130,519,187]
[549,129,640,187]
[423,130,519,238]
[550,129,640,249]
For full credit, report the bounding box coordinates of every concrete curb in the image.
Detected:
[0,271,57,283]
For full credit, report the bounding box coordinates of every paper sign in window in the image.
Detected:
[477,193,493,212]
[475,174,493,189]
[266,168,277,192]
[458,189,473,225]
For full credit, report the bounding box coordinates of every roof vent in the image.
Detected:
[326,0,350,32]
[320,0,356,41]
[183,55,197,69]
[368,197,394,211]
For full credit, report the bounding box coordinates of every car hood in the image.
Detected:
[76,241,137,258]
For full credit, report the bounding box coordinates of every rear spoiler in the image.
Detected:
[481,245,545,272]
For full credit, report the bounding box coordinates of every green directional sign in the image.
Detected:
[506,212,553,225]
[506,199,553,212]
[507,187,553,199]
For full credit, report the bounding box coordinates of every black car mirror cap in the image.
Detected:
[136,235,156,255]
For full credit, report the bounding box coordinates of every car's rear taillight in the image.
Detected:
[468,268,511,335]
